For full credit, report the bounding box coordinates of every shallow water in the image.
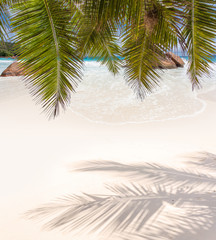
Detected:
[0,58,15,74]
[0,59,28,102]
[0,59,216,123]
[69,60,216,123]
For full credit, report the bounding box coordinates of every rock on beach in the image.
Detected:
[0,52,185,77]
[1,62,24,77]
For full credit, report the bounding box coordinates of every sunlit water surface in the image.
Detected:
[0,58,216,123]
[70,59,216,123]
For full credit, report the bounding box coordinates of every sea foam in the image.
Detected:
[0,59,215,123]
[69,60,216,124]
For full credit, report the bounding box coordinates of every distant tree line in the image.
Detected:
[0,42,17,57]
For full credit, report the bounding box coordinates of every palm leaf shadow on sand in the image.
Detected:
[74,152,216,189]
[26,152,216,240]
[186,151,216,172]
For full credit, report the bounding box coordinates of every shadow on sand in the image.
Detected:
[27,152,216,240]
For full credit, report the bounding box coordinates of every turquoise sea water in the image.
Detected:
[0,57,215,123]
[182,56,216,62]
[0,58,15,74]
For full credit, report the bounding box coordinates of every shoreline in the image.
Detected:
[0,74,213,125]
[69,90,207,125]
[0,56,16,59]
[67,86,213,126]
[0,74,216,240]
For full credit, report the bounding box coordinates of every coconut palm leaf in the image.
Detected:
[122,25,161,99]
[81,0,128,23]
[0,0,11,41]
[182,0,216,88]
[78,0,126,74]
[0,0,25,42]
[79,20,121,74]
[11,0,83,118]
[1,0,215,117]
[152,0,186,50]
[121,1,183,99]
[0,0,27,42]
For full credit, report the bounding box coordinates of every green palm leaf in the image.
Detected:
[78,0,125,74]
[79,20,121,74]
[12,0,83,118]
[122,27,161,99]
[81,0,128,23]
[0,0,11,41]
[1,0,215,117]
[122,2,180,99]
[182,0,216,88]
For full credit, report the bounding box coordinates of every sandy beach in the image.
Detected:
[0,76,216,240]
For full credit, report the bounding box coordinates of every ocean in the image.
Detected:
[0,57,215,123]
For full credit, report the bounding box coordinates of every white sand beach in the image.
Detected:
[0,75,216,240]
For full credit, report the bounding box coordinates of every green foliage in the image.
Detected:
[0,0,215,117]
[12,0,82,118]
[0,0,10,42]
[0,49,13,56]
[79,20,121,75]
[182,0,216,88]
[0,41,16,56]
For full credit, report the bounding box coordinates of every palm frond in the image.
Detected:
[0,0,11,41]
[122,25,162,99]
[182,0,216,88]
[79,20,121,74]
[3,0,216,117]
[0,0,27,42]
[153,0,186,50]
[78,0,125,74]
[12,0,83,118]
[81,0,128,24]
[121,1,182,99]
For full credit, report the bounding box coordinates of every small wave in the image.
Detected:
[0,59,213,123]
[69,63,210,124]
[0,59,15,63]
